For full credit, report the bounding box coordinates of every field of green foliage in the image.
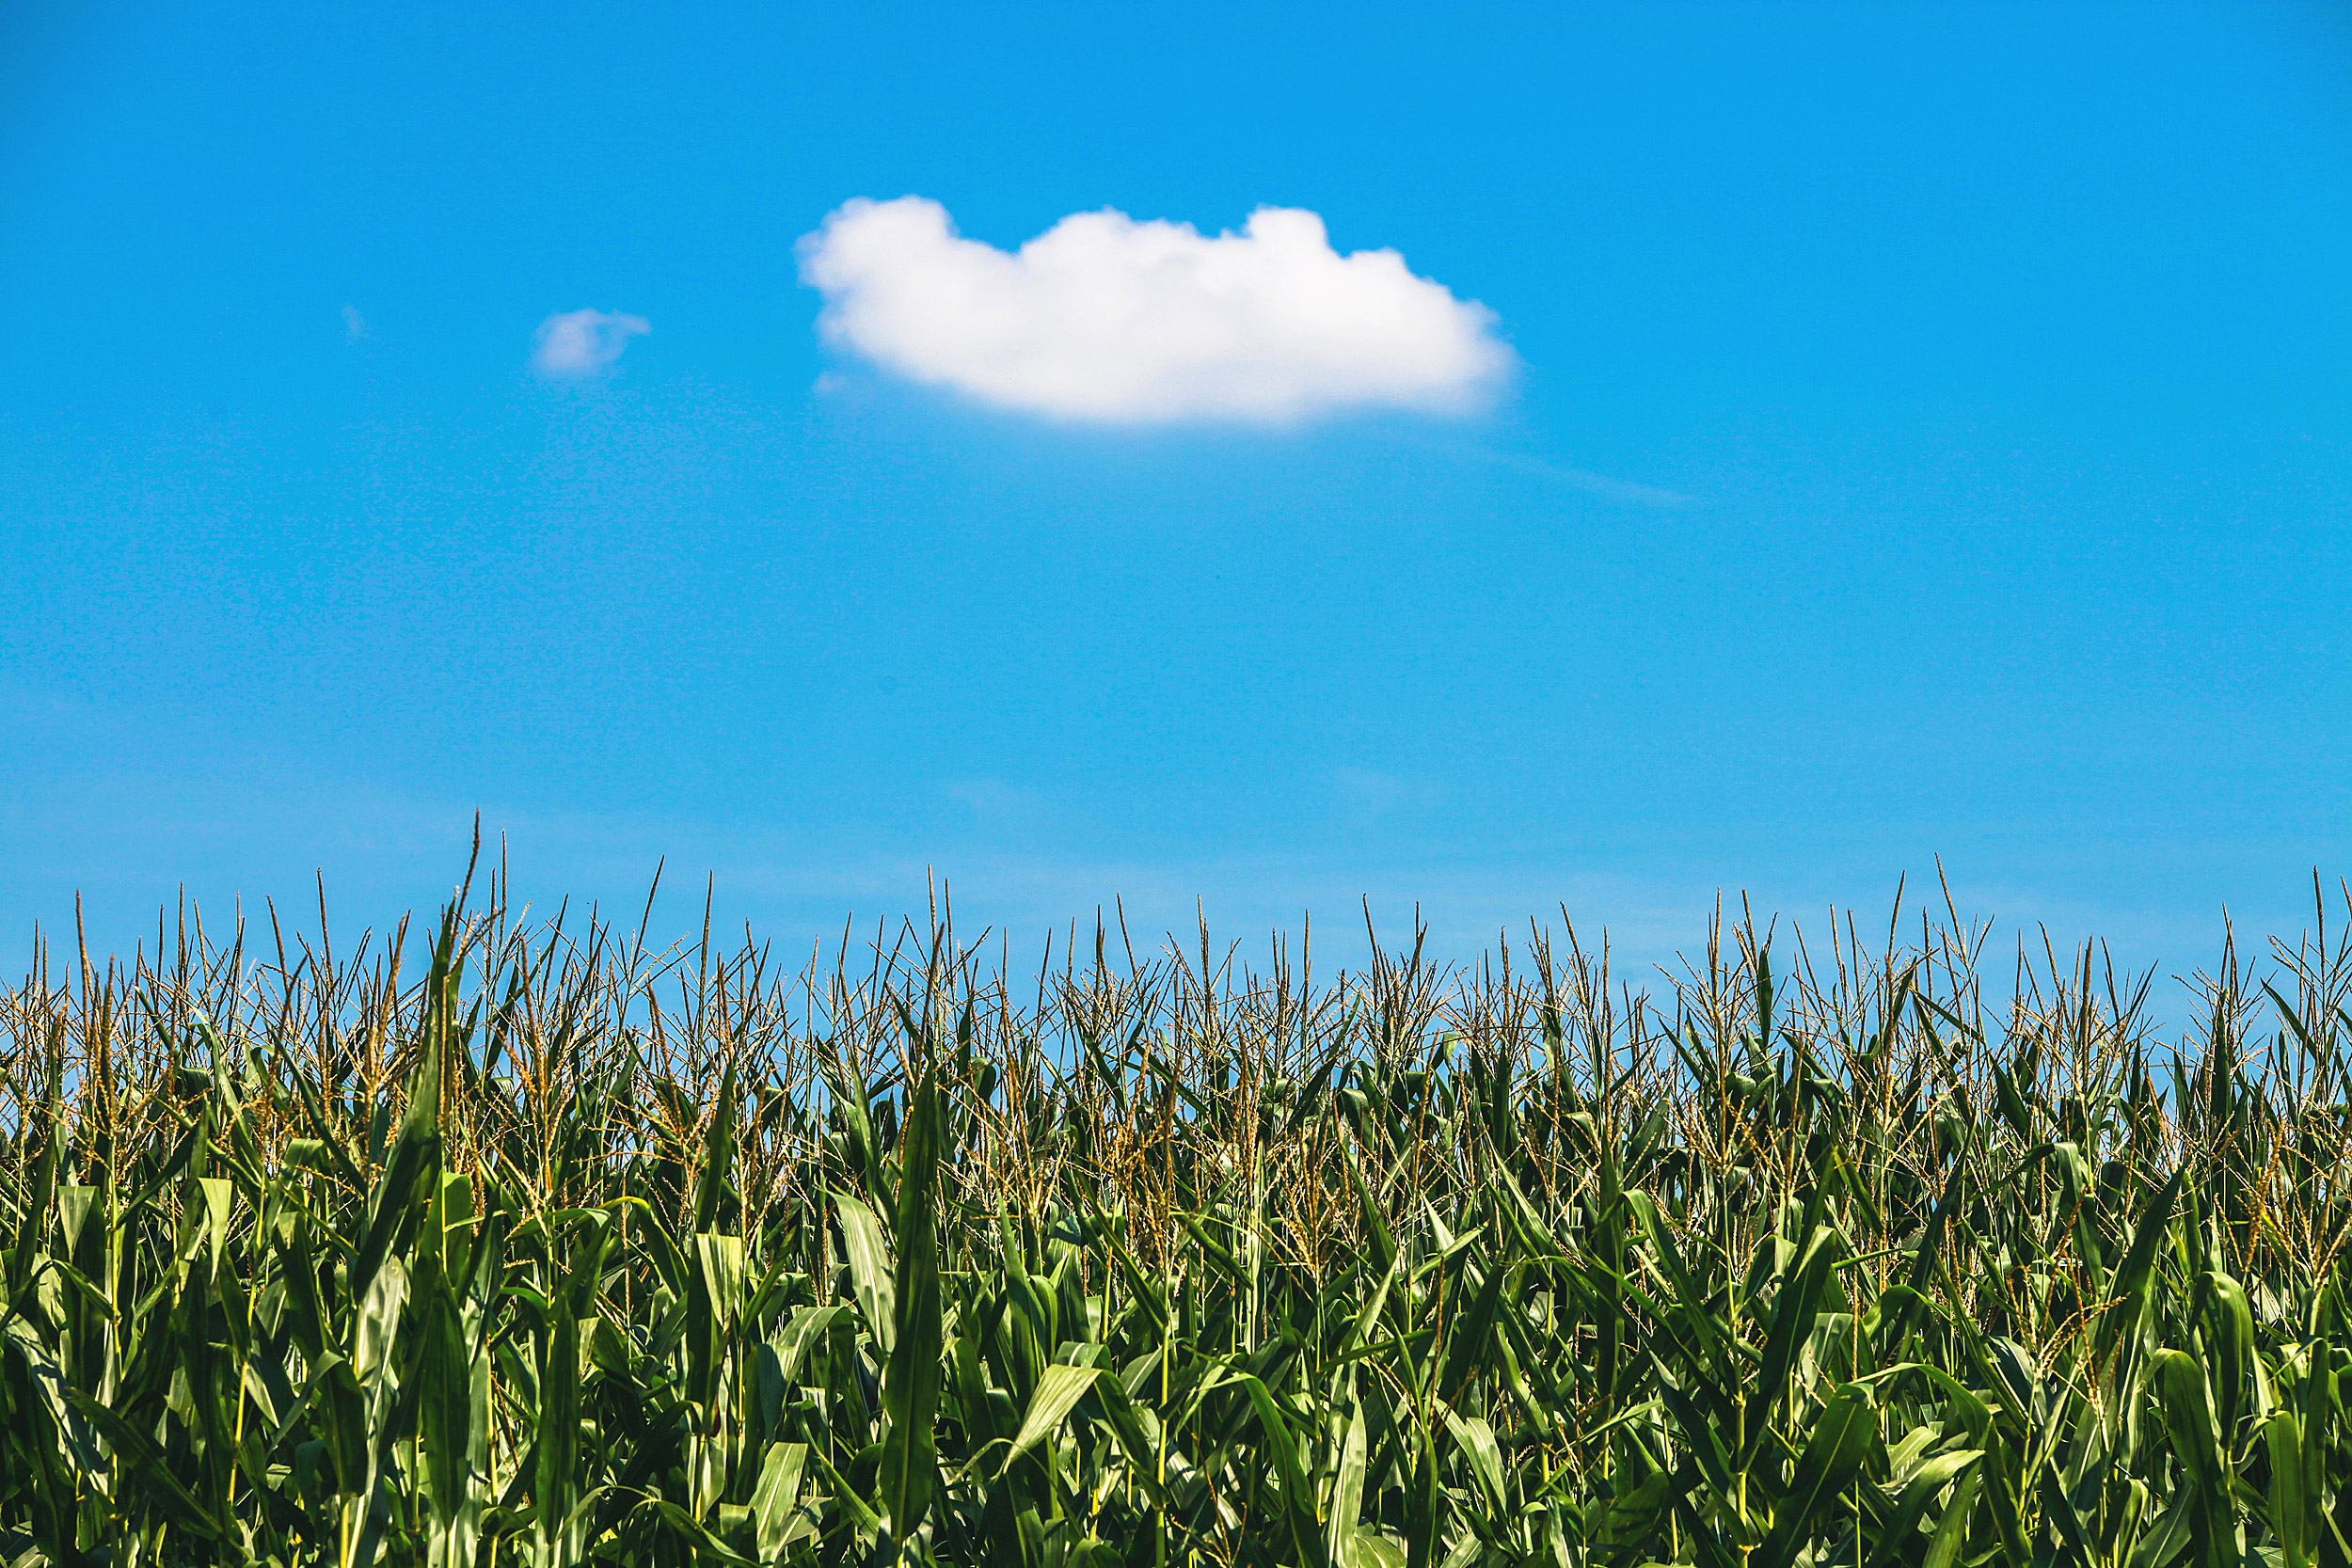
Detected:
[5,864,2352,1568]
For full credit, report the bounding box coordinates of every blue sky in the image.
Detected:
[3,0,2346,981]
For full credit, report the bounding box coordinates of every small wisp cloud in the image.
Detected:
[532,309,650,380]
[798,198,1511,424]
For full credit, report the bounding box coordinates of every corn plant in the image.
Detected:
[5,872,2352,1567]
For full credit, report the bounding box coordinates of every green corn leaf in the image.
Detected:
[2268,1409,2308,1568]
[1435,1259,1511,1406]
[1235,1370,1327,1567]
[834,1189,897,1356]
[1920,1464,1979,1568]
[1749,1225,1845,1463]
[536,1275,583,1568]
[1754,1385,1878,1568]
[2153,1347,2237,1568]
[875,1065,945,1549]
[351,1025,440,1301]
[749,1440,811,1558]
[2098,1166,2185,1363]
[1441,1409,1509,1521]
[1325,1388,1371,1568]
[1003,1363,1102,1472]
[1860,1449,1980,1568]
[2197,1269,2254,1435]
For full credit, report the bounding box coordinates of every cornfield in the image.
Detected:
[7,864,2352,1568]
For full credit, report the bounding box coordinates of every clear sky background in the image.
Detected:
[2,0,2346,990]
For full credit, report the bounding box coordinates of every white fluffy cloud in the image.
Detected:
[531,309,650,380]
[798,198,1511,424]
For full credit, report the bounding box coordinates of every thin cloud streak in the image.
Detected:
[1470,447,1695,509]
